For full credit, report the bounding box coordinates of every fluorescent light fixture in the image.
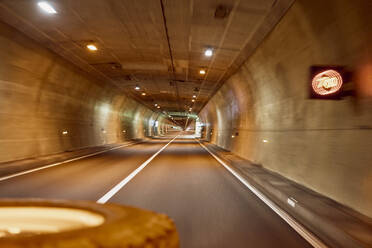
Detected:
[199,69,206,75]
[263,139,268,143]
[86,44,97,51]
[287,197,297,208]
[141,92,146,96]
[205,48,213,57]
[38,1,57,14]
[134,85,140,90]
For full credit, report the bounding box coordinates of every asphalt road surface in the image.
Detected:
[0,136,312,248]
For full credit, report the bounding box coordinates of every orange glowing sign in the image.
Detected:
[312,69,343,96]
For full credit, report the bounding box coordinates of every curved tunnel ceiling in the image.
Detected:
[0,0,293,114]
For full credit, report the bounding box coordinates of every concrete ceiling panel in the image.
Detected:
[0,0,292,113]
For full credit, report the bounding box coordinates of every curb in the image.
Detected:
[201,142,372,248]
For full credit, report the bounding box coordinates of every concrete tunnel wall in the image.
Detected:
[199,0,372,217]
[0,20,172,163]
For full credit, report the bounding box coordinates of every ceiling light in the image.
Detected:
[199,69,206,75]
[205,48,213,57]
[192,99,195,102]
[134,85,140,90]
[189,108,192,111]
[154,103,158,107]
[86,44,98,51]
[193,95,196,98]
[38,1,57,14]
[157,106,161,109]
[141,92,146,96]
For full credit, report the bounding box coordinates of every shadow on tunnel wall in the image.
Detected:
[199,0,372,218]
[0,20,172,163]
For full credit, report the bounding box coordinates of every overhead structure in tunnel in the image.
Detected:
[0,0,295,115]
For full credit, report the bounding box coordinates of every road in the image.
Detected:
[0,136,312,248]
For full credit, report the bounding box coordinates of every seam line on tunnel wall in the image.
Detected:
[196,139,328,248]
[0,141,142,182]
[97,135,179,204]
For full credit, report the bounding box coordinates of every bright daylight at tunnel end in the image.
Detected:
[0,0,371,247]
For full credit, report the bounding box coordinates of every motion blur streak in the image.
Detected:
[0,136,312,247]
[197,140,327,248]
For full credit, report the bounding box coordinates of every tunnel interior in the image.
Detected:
[0,0,371,246]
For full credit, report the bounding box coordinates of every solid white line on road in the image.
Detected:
[196,140,328,248]
[97,136,179,204]
[0,141,141,182]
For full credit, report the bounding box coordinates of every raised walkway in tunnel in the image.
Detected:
[0,134,312,247]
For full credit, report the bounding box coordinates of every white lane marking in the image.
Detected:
[97,136,178,204]
[196,140,327,248]
[0,141,141,182]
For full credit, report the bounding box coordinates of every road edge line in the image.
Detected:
[0,141,142,182]
[196,139,328,248]
[97,135,179,204]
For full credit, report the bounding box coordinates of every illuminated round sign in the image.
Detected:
[312,70,343,96]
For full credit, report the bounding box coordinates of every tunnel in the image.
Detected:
[0,0,371,247]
